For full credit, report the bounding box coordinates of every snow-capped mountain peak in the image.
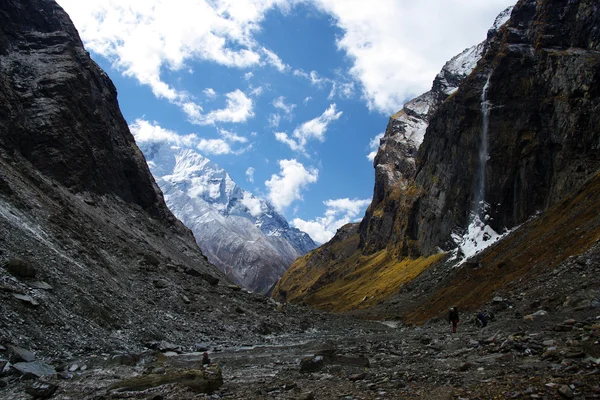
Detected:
[134,139,317,293]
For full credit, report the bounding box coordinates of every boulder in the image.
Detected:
[13,361,56,379]
[109,366,223,393]
[4,259,36,278]
[201,273,219,286]
[25,381,58,398]
[7,345,36,362]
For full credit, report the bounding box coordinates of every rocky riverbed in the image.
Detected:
[1,300,599,400]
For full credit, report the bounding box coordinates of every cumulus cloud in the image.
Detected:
[189,89,255,125]
[203,88,217,99]
[367,132,384,162]
[219,128,248,143]
[241,192,263,217]
[268,114,281,128]
[261,47,290,72]
[293,198,371,244]
[197,139,233,155]
[272,96,297,116]
[57,0,291,118]
[246,167,255,183]
[274,104,342,154]
[265,159,318,211]
[130,119,197,146]
[312,0,514,113]
[130,119,249,156]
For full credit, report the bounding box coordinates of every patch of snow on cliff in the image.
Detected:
[451,212,512,265]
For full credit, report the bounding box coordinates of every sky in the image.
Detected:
[57,0,514,244]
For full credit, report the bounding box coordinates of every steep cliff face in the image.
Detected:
[274,0,600,313]
[415,0,600,255]
[359,7,513,257]
[0,0,302,355]
[0,0,171,221]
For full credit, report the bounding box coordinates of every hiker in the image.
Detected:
[476,311,488,327]
[448,307,459,333]
[202,351,211,366]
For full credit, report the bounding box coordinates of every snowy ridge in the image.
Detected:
[135,140,317,293]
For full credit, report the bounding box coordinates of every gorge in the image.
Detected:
[1,0,599,398]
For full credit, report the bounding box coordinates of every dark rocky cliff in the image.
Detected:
[274,0,600,313]
[0,0,315,358]
[0,0,172,221]
[414,0,600,255]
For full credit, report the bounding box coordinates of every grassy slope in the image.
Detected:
[403,171,600,324]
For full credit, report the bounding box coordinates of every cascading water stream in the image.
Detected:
[472,74,492,220]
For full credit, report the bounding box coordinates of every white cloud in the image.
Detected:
[367,132,384,162]
[303,96,312,104]
[189,89,255,125]
[241,192,263,217]
[204,88,217,99]
[219,128,248,143]
[249,86,264,97]
[246,167,255,183]
[312,0,514,113]
[293,197,371,244]
[268,114,281,128]
[328,81,355,100]
[244,72,254,80]
[197,138,233,155]
[265,159,318,211]
[261,47,290,72]
[272,96,297,117]
[130,119,197,146]
[293,69,326,87]
[56,0,292,117]
[274,103,342,154]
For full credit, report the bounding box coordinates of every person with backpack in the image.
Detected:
[448,307,459,333]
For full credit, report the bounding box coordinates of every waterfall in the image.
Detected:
[472,74,492,219]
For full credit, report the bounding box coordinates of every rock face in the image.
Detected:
[0,0,322,357]
[275,0,600,312]
[413,0,600,255]
[360,6,513,257]
[135,141,318,294]
[0,0,171,221]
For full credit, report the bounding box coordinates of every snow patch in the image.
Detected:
[450,211,512,265]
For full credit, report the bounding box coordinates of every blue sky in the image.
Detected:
[57,0,514,243]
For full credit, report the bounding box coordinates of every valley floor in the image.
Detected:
[2,303,599,400]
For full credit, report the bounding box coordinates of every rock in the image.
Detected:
[153,279,168,289]
[558,384,574,398]
[235,306,245,314]
[227,284,242,292]
[7,345,36,362]
[109,366,223,393]
[182,295,191,304]
[349,372,367,382]
[109,353,139,366]
[201,273,219,286]
[25,381,58,398]
[4,258,36,278]
[194,344,209,352]
[13,361,56,379]
[524,310,548,321]
[300,355,325,373]
[183,267,201,277]
[11,293,40,306]
[298,392,315,400]
[28,281,53,290]
[143,254,160,266]
[555,324,573,332]
[458,362,473,371]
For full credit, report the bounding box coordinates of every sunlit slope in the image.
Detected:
[404,171,600,324]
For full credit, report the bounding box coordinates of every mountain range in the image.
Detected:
[135,139,317,294]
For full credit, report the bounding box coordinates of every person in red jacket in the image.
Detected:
[448,307,459,333]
